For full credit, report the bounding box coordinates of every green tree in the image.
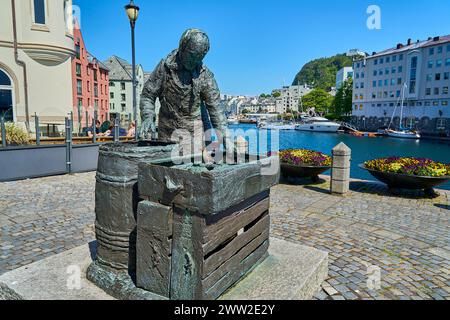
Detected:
[333,78,353,116]
[241,108,250,114]
[292,53,353,91]
[272,92,281,98]
[302,89,334,114]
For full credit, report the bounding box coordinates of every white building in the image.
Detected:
[104,56,145,125]
[274,84,312,113]
[336,67,354,89]
[352,35,450,135]
[0,0,75,134]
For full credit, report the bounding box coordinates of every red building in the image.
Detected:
[71,26,109,130]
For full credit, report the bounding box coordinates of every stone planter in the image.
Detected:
[280,163,330,182]
[359,163,450,196]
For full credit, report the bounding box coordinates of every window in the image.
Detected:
[75,44,80,59]
[77,98,82,108]
[378,80,382,87]
[94,71,98,81]
[372,93,376,99]
[426,88,431,95]
[110,92,114,99]
[383,91,388,98]
[386,57,390,63]
[436,59,442,68]
[121,104,126,112]
[389,91,394,98]
[374,59,378,65]
[425,101,431,106]
[445,72,449,80]
[399,54,404,61]
[121,82,126,90]
[94,84,98,97]
[447,44,450,52]
[397,78,402,85]
[391,78,396,86]
[87,81,90,92]
[436,73,441,81]
[438,47,443,54]
[76,63,81,76]
[429,48,435,55]
[373,81,377,87]
[428,60,433,68]
[396,90,401,98]
[379,69,383,75]
[392,55,397,62]
[385,68,389,75]
[434,88,440,95]
[433,101,439,107]
[426,74,432,82]
[361,72,365,79]
[373,70,377,76]
[356,63,360,68]
[380,58,384,64]
[446,58,450,66]
[443,101,448,106]
[356,73,359,79]
[121,94,126,101]
[391,67,396,74]
[109,82,115,87]
[77,80,82,95]
[384,79,389,86]
[443,87,449,95]
[398,66,403,73]
[360,82,365,89]
[409,57,418,94]
[33,0,46,24]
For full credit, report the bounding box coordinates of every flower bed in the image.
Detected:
[364,157,450,177]
[278,149,332,167]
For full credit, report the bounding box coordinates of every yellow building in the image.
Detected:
[0,0,75,134]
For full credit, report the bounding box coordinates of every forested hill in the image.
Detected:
[292,54,353,90]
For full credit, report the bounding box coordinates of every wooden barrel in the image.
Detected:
[94,141,176,272]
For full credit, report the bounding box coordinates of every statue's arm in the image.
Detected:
[140,60,164,122]
[202,70,227,135]
[139,60,164,139]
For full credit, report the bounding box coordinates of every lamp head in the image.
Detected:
[125,1,140,24]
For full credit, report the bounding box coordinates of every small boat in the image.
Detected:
[386,129,421,139]
[258,121,296,130]
[295,117,341,133]
[386,83,421,140]
[227,116,239,125]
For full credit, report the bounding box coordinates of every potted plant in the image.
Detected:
[0,122,29,146]
[360,157,450,196]
[278,149,332,182]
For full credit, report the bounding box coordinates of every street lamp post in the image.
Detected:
[125,0,140,141]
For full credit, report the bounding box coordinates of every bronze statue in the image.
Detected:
[139,29,228,148]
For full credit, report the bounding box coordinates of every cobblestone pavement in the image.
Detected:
[0,173,96,274]
[271,177,450,300]
[1,173,449,300]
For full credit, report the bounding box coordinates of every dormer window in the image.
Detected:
[33,0,46,25]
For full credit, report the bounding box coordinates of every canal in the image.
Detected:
[229,124,450,190]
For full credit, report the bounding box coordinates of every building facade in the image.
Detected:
[352,36,450,135]
[274,84,312,114]
[0,0,75,134]
[336,67,354,89]
[71,26,109,130]
[104,56,145,126]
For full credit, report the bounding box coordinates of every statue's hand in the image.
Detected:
[139,118,156,140]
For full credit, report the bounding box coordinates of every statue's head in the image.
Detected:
[178,29,210,71]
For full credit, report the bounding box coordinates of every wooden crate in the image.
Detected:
[137,190,270,300]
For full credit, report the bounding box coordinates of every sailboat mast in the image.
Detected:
[400,83,407,128]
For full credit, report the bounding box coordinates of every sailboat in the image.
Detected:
[385,83,421,139]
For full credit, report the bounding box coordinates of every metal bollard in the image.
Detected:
[1,114,6,148]
[34,113,40,146]
[92,111,97,144]
[65,117,73,174]
[114,117,120,142]
[331,142,351,195]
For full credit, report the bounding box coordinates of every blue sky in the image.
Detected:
[73,0,450,95]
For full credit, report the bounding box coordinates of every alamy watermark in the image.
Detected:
[367,5,381,30]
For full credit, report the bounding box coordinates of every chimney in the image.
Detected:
[396,43,404,49]
[372,51,377,56]
[428,37,433,41]
[433,36,440,41]
[407,38,412,45]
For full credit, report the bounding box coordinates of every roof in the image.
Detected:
[363,35,450,60]
[103,55,134,81]
[87,52,109,71]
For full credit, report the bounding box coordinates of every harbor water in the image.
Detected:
[229,124,450,190]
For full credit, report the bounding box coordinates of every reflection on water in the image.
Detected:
[229,124,450,190]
